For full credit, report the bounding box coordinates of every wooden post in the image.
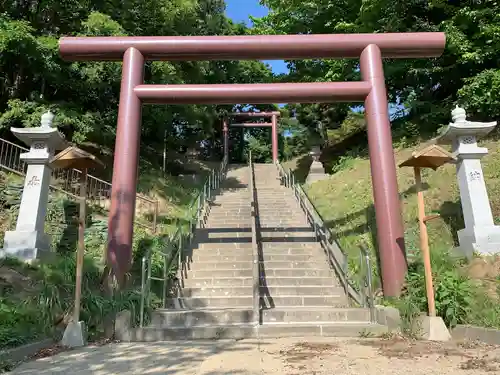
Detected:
[74,168,87,323]
[414,166,436,317]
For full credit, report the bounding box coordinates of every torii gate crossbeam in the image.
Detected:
[58,32,446,297]
[223,112,280,162]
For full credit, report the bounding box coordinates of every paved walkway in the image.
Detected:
[8,337,500,374]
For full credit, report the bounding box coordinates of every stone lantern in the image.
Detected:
[305,123,329,184]
[1,111,67,261]
[435,106,499,256]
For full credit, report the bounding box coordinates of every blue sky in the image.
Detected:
[225,0,288,75]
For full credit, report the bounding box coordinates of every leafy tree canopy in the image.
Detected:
[254,0,500,143]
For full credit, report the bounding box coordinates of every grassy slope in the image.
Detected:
[284,137,500,263]
[285,137,500,329]
[136,158,219,233]
[79,141,218,229]
[0,158,217,354]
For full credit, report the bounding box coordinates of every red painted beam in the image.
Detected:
[230,123,272,127]
[230,112,280,117]
[134,82,371,104]
[59,33,446,61]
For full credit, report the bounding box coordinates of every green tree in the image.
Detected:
[0,1,274,168]
[254,0,500,142]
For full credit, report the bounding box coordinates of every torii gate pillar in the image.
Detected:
[271,114,278,162]
[222,118,229,159]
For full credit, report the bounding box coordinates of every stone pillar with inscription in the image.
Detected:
[1,111,66,261]
[436,106,500,257]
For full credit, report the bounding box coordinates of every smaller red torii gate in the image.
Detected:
[223,111,280,162]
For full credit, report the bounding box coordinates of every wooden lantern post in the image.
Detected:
[50,146,103,347]
[399,144,455,317]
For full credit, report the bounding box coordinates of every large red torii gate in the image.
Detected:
[223,111,280,162]
[59,33,446,296]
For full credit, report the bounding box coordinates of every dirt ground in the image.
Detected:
[7,336,500,375]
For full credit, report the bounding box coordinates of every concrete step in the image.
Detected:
[257,220,308,225]
[258,235,317,242]
[179,285,343,298]
[259,230,315,235]
[209,206,249,210]
[188,260,331,271]
[130,322,387,341]
[190,269,253,278]
[192,253,319,263]
[151,308,255,327]
[207,211,249,216]
[261,307,371,323]
[261,243,322,250]
[212,194,248,199]
[261,276,339,286]
[167,296,252,309]
[259,268,334,277]
[189,247,323,257]
[180,286,252,297]
[182,276,253,287]
[211,203,250,207]
[191,245,322,256]
[202,222,252,228]
[260,295,347,307]
[130,324,256,341]
[192,254,254,262]
[257,194,289,197]
[206,215,251,220]
[182,276,339,288]
[199,232,253,240]
[203,223,251,229]
[206,210,251,215]
[258,219,309,224]
[188,261,252,270]
[256,204,298,208]
[258,221,310,227]
[256,208,302,212]
[257,215,305,220]
[254,188,283,191]
[257,322,387,338]
[259,260,329,269]
[256,201,298,205]
[204,219,251,225]
[196,243,253,250]
[193,237,252,244]
[257,218,309,223]
[258,286,344,296]
[208,208,249,213]
[210,197,248,201]
[189,250,254,258]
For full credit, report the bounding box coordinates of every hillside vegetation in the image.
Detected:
[284,134,500,330]
[301,135,500,258]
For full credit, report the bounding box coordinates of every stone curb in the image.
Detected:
[374,305,401,332]
[452,324,500,345]
[0,338,55,364]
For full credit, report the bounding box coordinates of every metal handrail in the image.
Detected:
[275,161,375,322]
[248,151,260,325]
[139,155,228,327]
[0,136,159,232]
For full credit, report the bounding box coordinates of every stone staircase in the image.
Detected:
[136,163,387,340]
[253,163,383,336]
[142,165,256,339]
